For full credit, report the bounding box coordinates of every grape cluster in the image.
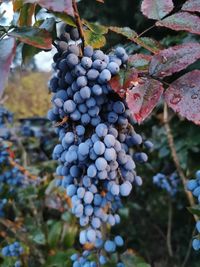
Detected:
[48,24,150,266]
[0,106,13,140]
[153,172,179,197]
[1,242,23,267]
[187,170,200,251]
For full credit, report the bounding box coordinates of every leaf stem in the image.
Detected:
[72,0,85,51]
[137,24,156,38]
[163,103,198,222]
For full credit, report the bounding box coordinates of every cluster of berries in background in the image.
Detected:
[153,172,179,197]
[48,24,152,266]
[1,242,23,267]
[187,170,200,251]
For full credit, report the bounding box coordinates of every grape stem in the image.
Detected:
[9,157,37,180]
[166,198,173,257]
[163,103,198,222]
[72,0,85,51]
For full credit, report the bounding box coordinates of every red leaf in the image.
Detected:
[141,0,174,20]
[0,38,16,98]
[156,12,200,35]
[8,27,52,49]
[126,78,164,123]
[149,43,200,77]
[109,69,138,98]
[128,53,152,70]
[164,70,200,124]
[24,0,74,16]
[182,0,200,13]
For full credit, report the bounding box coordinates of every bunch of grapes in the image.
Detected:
[153,172,179,197]
[48,24,151,266]
[187,170,200,251]
[1,242,23,267]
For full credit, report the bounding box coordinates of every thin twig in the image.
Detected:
[163,103,198,222]
[9,157,37,180]
[72,0,85,51]
[166,198,173,257]
[181,227,196,267]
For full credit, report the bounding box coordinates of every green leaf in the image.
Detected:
[128,53,152,70]
[22,44,41,64]
[63,225,78,248]
[48,221,62,248]
[109,27,159,53]
[53,12,76,27]
[84,29,106,48]
[8,27,52,49]
[139,37,162,53]
[18,3,35,26]
[109,26,138,39]
[32,229,46,245]
[83,20,108,34]
[121,251,151,267]
[13,0,24,12]
[188,205,200,217]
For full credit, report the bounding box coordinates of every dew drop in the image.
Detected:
[191,93,198,99]
[170,93,182,105]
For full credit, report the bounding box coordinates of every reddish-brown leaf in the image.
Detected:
[128,54,152,70]
[8,27,52,49]
[156,12,200,35]
[0,38,16,98]
[109,69,139,98]
[24,0,74,16]
[164,70,200,124]
[182,0,200,13]
[149,43,200,77]
[126,78,164,123]
[141,0,174,20]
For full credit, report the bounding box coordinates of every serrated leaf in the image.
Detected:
[109,26,159,53]
[83,20,108,35]
[149,43,200,77]
[0,37,16,98]
[109,68,139,98]
[126,78,164,123]
[156,12,200,35]
[8,27,52,49]
[187,205,200,217]
[84,29,106,48]
[141,0,174,20]
[164,70,200,125]
[24,0,74,16]
[182,0,200,13]
[128,53,152,70]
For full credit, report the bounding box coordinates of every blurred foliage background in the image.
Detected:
[1,0,200,267]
